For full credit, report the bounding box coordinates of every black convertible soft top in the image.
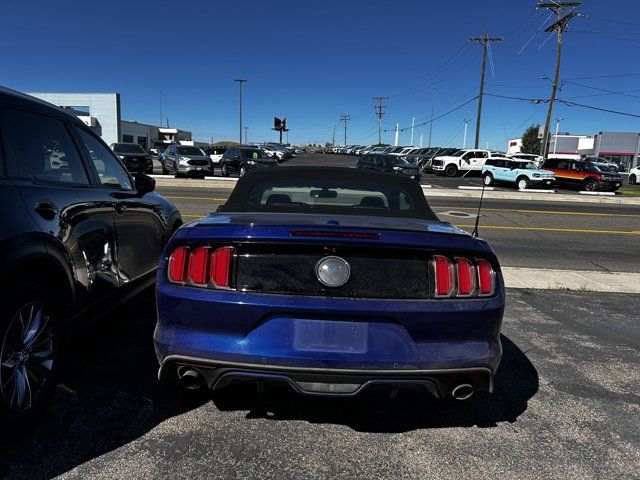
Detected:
[219,167,438,220]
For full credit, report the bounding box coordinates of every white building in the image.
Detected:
[28,92,192,149]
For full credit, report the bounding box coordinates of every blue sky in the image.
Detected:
[2,0,640,148]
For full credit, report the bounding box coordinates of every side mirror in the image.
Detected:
[135,173,155,195]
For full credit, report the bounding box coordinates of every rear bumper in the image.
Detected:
[154,281,504,396]
[159,355,494,397]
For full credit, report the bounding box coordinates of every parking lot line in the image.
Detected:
[434,206,640,218]
[455,224,640,235]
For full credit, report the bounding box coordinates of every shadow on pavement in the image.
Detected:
[211,335,538,433]
[0,289,208,480]
[0,296,538,479]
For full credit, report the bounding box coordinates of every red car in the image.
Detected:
[542,159,623,192]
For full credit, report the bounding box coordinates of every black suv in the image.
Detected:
[110,142,153,174]
[356,153,421,182]
[219,147,278,177]
[0,86,182,429]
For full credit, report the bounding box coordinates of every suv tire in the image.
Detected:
[444,164,458,177]
[584,179,598,191]
[630,174,637,185]
[221,164,229,177]
[483,173,494,186]
[517,176,530,190]
[0,281,61,434]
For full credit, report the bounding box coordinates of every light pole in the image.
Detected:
[463,118,469,149]
[159,91,163,129]
[244,126,249,145]
[553,117,562,155]
[410,117,419,146]
[234,79,247,144]
[428,85,436,147]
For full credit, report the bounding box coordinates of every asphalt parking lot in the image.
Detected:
[1,288,638,480]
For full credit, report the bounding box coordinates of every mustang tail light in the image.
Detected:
[167,246,234,289]
[432,255,495,298]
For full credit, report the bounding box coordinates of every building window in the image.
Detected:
[137,136,147,149]
[122,134,134,143]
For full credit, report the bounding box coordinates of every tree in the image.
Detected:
[521,124,542,155]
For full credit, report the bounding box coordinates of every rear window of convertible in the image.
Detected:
[246,181,413,212]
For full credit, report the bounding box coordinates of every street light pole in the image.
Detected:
[159,91,163,129]
[410,117,417,146]
[244,126,249,145]
[428,85,436,147]
[234,79,247,144]
[463,118,469,149]
[553,117,562,155]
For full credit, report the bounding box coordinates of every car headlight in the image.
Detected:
[117,155,125,160]
[247,160,257,165]
[180,156,190,163]
[393,166,403,171]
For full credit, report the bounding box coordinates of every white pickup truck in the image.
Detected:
[431,149,491,177]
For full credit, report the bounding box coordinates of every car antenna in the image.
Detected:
[471,181,486,238]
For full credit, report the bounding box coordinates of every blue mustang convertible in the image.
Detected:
[154,167,504,400]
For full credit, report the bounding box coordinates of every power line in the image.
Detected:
[581,14,640,29]
[563,80,640,100]
[563,72,640,80]
[384,96,478,132]
[568,29,640,44]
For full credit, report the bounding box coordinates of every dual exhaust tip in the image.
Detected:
[178,368,205,390]
[451,383,474,400]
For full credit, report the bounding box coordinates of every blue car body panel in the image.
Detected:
[155,212,504,397]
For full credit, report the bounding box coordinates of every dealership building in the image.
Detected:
[28,92,193,149]
[508,131,640,171]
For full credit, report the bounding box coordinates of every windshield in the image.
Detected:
[451,150,467,156]
[113,143,145,154]
[240,149,267,159]
[515,161,537,170]
[390,156,412,166]
[583,163,604,173]
[177,146,205,155]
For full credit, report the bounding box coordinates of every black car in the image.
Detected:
[110,142,153,174]
[0,86,182,429]
[356,154,421,182]
[219,147,278,177]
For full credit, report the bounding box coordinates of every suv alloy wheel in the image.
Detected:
[483,173,494,186]
[517,177,529,190]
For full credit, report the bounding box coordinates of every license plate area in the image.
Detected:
[293,319,368,353]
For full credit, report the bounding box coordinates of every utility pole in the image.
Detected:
[332,123,336,146]
[340,114,350,146]
[244,126,249,145]
[463,118,469,148]
[538,2,580,158]
[394,124,399,146]
[470,32,502,148]
[428,85,436,147]
[234,79,247,144]
[419,133,424,148]
[372,96,388,145]
[159,91,163,129]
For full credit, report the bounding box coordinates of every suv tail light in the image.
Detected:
[432,255,495,298]
[167,246,235,289]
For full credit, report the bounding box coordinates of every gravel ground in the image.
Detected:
[1,289,638,480]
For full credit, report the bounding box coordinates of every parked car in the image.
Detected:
[154,167,504,402]
[0,86,182,429]
[220,147,278,177]
[629,166,639,185]
[356,153,421,182]
[432,149,491,177]
[262,143,293,161]
[161,145,213,177]
[203,146,228,165]
[508,152,544,167]
[581,157,622,173]
[416,147,459,173]
[482,158,555,190]
[541,158,623,192]
[110,142,153,174]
